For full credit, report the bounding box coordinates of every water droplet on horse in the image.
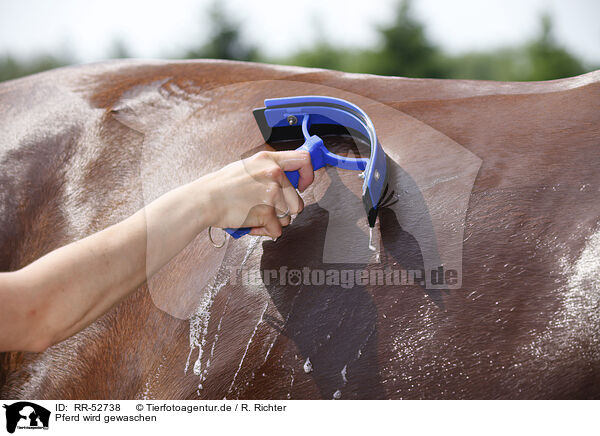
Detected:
[368,227,376,251]
[304,357,313,373]
[193,358,202,376]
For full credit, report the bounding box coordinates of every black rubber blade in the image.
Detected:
[252,108,369,144]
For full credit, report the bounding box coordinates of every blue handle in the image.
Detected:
[224,113,368,239]
[284,169,300,189]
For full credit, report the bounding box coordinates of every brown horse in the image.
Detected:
[0,60,599,399]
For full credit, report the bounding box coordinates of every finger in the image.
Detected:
[283,187,304,215]
[265,182,289,217]
[276,171,304,215]
[249,226,271,237]
[249,213,291,237]
[278,215,291,227]
[267,153,305,215]
[271,150,314,192]
[262,209,283,239]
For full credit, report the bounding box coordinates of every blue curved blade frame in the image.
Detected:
[225,95,387,239]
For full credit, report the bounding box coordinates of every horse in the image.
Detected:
[1,60,599,399]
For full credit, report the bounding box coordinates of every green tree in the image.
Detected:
[444,13,586,81]
[284,42,348,70]
[444,48,528,81]
[108,38,131,59]
[362,0,446,78]
[0,0,594,83]
[283,0,446,78]
[280,1,592,81]
[0,54,70,82]
[524,14,585,80]
[185,1,260,62]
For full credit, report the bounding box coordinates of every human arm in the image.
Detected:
[0,150,313,352]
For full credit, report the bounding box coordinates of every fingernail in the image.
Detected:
[272,236,278,242]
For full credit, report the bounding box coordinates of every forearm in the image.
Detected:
[0,149,311,352]
[11,177,215,350]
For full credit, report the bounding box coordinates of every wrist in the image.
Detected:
[190,174,222,230]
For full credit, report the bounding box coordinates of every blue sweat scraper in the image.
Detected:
[225,95,393,239]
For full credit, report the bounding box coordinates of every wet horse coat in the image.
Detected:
[1,60,599,399]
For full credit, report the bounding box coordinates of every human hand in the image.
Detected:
[202,150,314,238]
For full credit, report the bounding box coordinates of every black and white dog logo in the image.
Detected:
[3,402,50,433]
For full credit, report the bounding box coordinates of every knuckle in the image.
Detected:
[299,150,311,163]
[267,165,284,180]
[257,205,271,220]
[265,186,280,204]
[255,150,270,161]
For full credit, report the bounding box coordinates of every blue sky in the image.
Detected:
[0,0,599,65]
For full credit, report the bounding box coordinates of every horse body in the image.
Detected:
[1,60,599,399]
